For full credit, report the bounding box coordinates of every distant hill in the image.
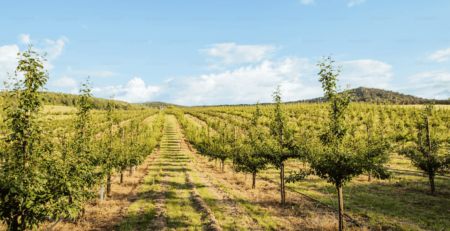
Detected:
[291,87,449,105]
[141,101,186,109]
[0,91,148,110]
[193,87,449,107]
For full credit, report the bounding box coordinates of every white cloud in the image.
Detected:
[0,45,21,82]
[338,59,393,89]
[164,78,174,83]
[348,0,366,7]
[34,36,69,70]
[408,69,450,83]
[427,48,450,62]
[89,57,396,106]
[92,77,160,102]
[67,66,120,77]
[300,0,315,5]
[383,68,450,100]
[18,34,31,44]
[200,43,277,65]
[44,39,55,44]
[0,35,68,85]
[161,57,319,106]
[52,76,77,88]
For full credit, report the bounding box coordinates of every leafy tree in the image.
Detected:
[104,98,118,197]
[0,46,56,230]
[234,104,268,188]
[400,102,450,195]
[256,87,307,204]
[308,56,391,230]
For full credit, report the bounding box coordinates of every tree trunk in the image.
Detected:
[280,164,285,204]
[222,160,225,172]
[233,127,236,174]
[367,124,371,182]
[130,129,133,176]
[429,176,435,195]
[11,215,19,231]
[107,174,112,197]
[252,172,256,189]
[121,129,124,184]
[337,185,344,231]
[108,120,113,197]
[426,118,434,195]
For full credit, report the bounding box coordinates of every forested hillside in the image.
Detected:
[0,91,146,110]
[196,87,449,107]
[141,101,186,108]
[294,87,449,104]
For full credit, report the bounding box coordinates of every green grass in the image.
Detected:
[259,163,450,231]
[164,151,203,230]
[185,150,284,230]
[42,105,76,113]
[116,157,164,230]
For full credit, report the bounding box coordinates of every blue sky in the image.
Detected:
[1,0,449,106]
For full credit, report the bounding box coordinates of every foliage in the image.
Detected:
[399,102,450,194]
[0,47,165,231]
[0,46,58,231]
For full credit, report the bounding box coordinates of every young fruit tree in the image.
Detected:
[234,104,268,189]
[0,46,93,230]
[256,88,308,204]
[308,56,391,231]
[399,102,450,195]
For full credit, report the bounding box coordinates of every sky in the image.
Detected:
[1,0,449,106]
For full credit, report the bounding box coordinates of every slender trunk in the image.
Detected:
[222,159,225,172]
[426,118,434,195]
[233,127,236,174]
[12,215,19,231]
[367,124,371,182]
[130,129,133,176]
[280,164,285,204]
[279,123,285,204]
[429,176,435,195]
[107,120,113,196]
[121,128,124,183]
[337,185,344,231]
[252,172,256,189]
[107,174,112,197]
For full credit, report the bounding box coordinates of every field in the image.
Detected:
[42,105,77,113]
[2,98,450,230]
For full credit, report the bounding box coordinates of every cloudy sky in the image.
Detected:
[1,0,449,106]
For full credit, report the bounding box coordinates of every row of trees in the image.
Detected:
[0,47,164,231]
[173,56,450,231]
[0,86,145,113]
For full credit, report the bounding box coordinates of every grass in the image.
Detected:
[187,113,450,231]
[43,105,76,113]
[184,149,289,230]
[260,162,450,230]
[164,151,203,230]
[116,156,163,231]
